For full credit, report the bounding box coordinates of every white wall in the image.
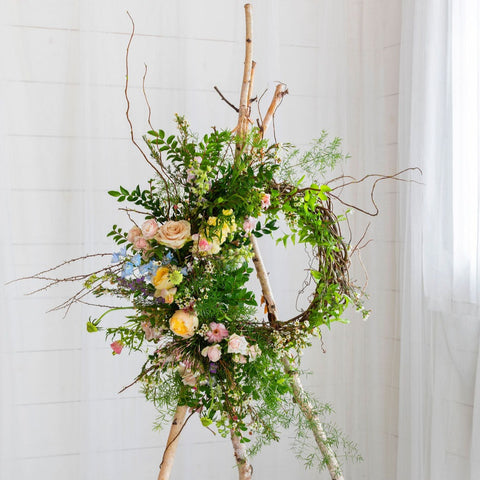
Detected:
[0,1,402,479]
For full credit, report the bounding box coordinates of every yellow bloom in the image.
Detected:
[152,267,175,291]
[222,209,233,216]
[169,310,199,338]
[207,216,218,226]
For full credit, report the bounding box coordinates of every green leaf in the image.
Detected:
[311,270,322,281]
[108,190,121,197]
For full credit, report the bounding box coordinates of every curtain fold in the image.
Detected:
[397,1,480,478]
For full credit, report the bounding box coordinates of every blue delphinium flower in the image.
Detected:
[122,262,134,278]
[139,261,158,281]
[131,253,142,267]
[111,246,127,263]
[162,251,174,265]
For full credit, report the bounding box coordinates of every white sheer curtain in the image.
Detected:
[397,0,480,478]
[1,1,401,479]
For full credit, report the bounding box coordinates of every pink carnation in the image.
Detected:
[198,238,212,252]
[206,322,229,343]
[110,341,124,355]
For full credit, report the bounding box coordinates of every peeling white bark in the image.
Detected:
[157,405,188,480]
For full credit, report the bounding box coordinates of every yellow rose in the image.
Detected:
[152,267,175,291]
[155,220,191,249]
[169,310,199,338]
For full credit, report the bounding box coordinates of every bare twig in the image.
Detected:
[214,86,239,113]
[125,12,172,214]
[142,63,154,131]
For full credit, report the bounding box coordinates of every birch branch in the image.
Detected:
[157,404,188,480]
[235,3,254,158]
[231,5,255,479]
[260,83,288,136]
[249,236,345,480]
[231,431,254,480]
[250,49,344,479]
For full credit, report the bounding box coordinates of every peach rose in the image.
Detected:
[133,236,149,251]
[155,220,191,249]
[169,309,198,338]
[141,219,159,240]
[127,226,142,243]
[261,193,271,209]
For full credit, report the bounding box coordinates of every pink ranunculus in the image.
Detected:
[133,236,149,251]
[141,219,159,239]
[206,322,229,343]
[227,334,248,355]
[261,193,271,209]
[198,237,212,252]
[201,344,222,362]
[243,216,256,233]
[127,226,142,243]
[110,340,124,355]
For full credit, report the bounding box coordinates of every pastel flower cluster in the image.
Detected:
[199,324,261,365]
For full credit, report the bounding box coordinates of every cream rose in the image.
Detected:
[155,220,191,249]
[227,334,248,355]
[169,309,198,338]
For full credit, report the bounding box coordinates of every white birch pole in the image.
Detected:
[156,404,188,480]
[250,236,345,480]
[230,5,255,479]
